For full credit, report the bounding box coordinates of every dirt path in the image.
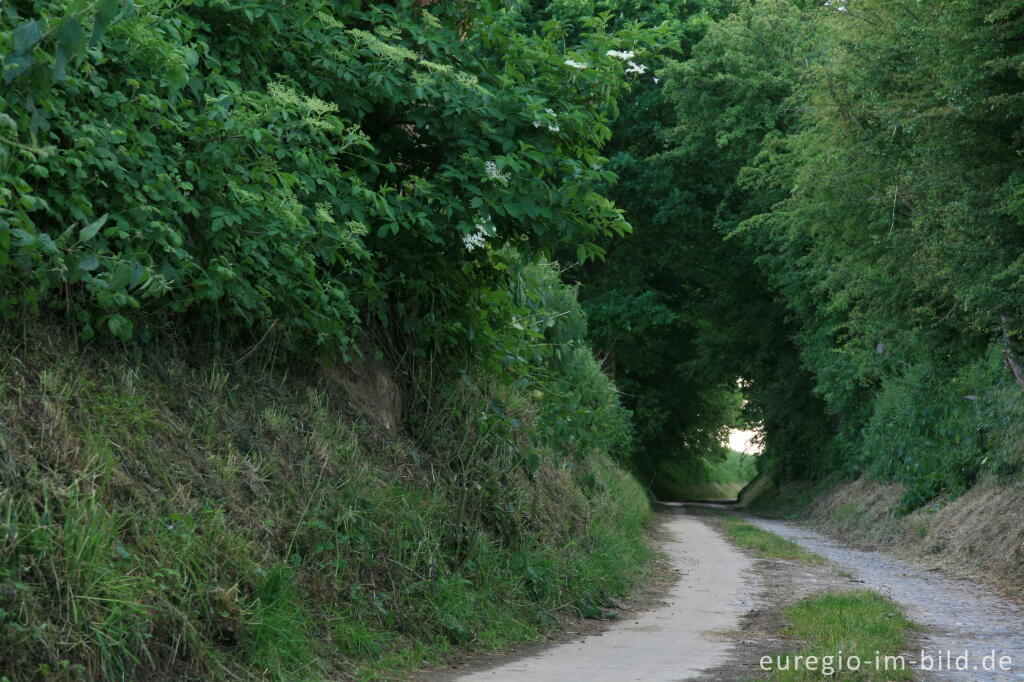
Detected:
[449,512,754,682]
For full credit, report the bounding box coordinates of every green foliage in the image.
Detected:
[719,0,1024,502]
[601,0,1024,505]
[1,0,663,356]
[507,257,636,465]
[536,0,836,489]
[654,449,757,500]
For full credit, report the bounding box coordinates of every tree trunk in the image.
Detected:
[1001,315,1024,390]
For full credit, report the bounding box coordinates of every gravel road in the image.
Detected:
[748,517,1024,681]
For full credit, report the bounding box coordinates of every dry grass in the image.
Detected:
[808,477,1024,595]
[324,350,406,433]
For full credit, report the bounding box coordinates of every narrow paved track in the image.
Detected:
[456,512,754,682]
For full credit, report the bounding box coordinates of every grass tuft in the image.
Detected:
[767,590,915,680]
[722,519,824,563]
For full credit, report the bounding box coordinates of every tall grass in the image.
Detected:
[0,323,652,680]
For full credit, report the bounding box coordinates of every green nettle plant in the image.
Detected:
[1,0,665,357]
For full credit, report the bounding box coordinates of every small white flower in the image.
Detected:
[463,215,494,251]
[484,160,511,182]
[564,59,588,70]
[653,76,660,84]
[533,108,560,133]
[463,231,486,251]
[606,50,635,61]
[626,61,647,75]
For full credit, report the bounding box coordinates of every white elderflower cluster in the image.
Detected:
[626,61,647,75]
[532,108,560,132]
[463,215,494,251]
[564,58,588,70]
[606,50,635,61]
[463,229,486,251]
[484,160,511,182]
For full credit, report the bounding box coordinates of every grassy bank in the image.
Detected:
[0,323,652,680]
[748,476,1024,594]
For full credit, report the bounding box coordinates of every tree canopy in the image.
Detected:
[5,0,1024,506]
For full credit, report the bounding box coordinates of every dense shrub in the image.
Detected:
[1,0,662,356]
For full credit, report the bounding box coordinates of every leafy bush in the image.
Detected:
[1,0,662,355]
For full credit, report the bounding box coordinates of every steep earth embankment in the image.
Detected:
[0,324,652,681]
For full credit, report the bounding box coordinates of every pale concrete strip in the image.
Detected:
[456,513,753,682]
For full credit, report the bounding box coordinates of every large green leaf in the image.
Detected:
[79,214,108,242]
[13,20,43,55]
